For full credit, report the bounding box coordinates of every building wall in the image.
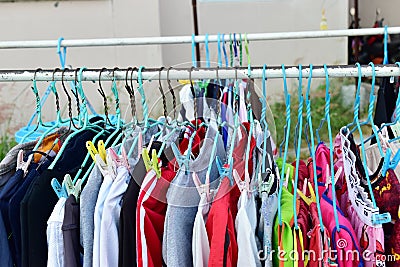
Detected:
[357,0,400,28]
[0,0,348,135]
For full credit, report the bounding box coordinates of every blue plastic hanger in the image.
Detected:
[322,65,341,232]
[75,68,124,184]
[353,63,384,157]
[217,33,222,68]
[244,34,251,77]
[216,68,242,184]
[349,64,392,224]
[205,33,210,68]
[32,69,73,151]
[293,65,304,230]
[260,64,269,173]
[192,33,197,68]
[304,65,325,232]
[48,67,103,170]
[277,64,291,226]
[222,34,229,68]
[19,69,54,144]
[383,25,389,65]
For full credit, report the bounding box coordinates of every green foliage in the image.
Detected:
[271,79,365,162]
[0,134,17,161]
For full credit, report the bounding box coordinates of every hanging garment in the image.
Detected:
[260,190,278,267]
[92,156,116,267]
[273,186,294,267]
[372,169,400,267]
[293,160,312,267]
[306,158,334,267]
[80,164,103,267]
[205,177,238,267]
[235,188,262,267]
[192,191,212,267]
[162,125,225,267]
[0,140,35,192]
[118,158,146,267]
[336,131,386,267]
[20,128,99,267]
[320,184,363,267]
[136,165,176,267]
[62,194,81,267]
[47,197,66,267]
[374,77,398,130]
[0,210,13,267]
[10,158,53,267]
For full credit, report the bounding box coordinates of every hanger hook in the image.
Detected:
[124,67,135,123]
[61,67,77,130]
[97,68,112,127]
[52,68,61,113]
[215,66,221,121]
[167,66,177,123]
[189,66,198,127]
[130,67,138,124]
[158,67,168,124]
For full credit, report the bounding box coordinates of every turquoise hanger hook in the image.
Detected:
[384,25,389,64]
[323,64,341,232]
[304,65,325,232]
[205,33,210,68]
[293,64,304,230]
[217,33,222,68]
[278,64,291,226]
[192,33,197,68]
[57,37,67,69]
[137,66,149,129]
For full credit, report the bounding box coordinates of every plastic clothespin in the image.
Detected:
[192,172,211,203]
[171,142,188,172]
[151,149,161,178]
[216,156,231,178]
[51,178,68,199]
[86,140,107,164]
[63,174,82,200]
[296,181,317,206]
[16,150,33,176]
[259,168,274,195]
[233,169,249,192]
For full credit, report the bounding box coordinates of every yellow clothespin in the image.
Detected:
[296,181,317,206]
[86,141,99,162]
[86,140,107,164]
[151,149,161,179]
[142,147,152,172]
[178,80,190,85]
[97,140,107,164]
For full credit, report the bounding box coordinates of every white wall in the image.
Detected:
[0,0,349,135]
[357,0,400,28]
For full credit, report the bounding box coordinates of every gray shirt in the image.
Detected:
[162,126,226,267]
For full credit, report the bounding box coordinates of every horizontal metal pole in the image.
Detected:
[0,27,399,49]
[0,65,398,82]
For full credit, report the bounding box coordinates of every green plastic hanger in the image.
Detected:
[20,69,53,143]
[48,67,103,170]
[33,68,72,151]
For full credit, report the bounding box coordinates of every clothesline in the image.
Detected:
[0,64,398,82]
[0,27,398,49]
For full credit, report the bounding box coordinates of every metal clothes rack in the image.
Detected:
[0,27,399,81]
[0,27,399,49]
[0,65,398,82]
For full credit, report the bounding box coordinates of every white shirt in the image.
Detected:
[99,166,130,267]
[192,192,211,267]
[46,197,66,267]
[92,163,115,267]
[235,190,262,267]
